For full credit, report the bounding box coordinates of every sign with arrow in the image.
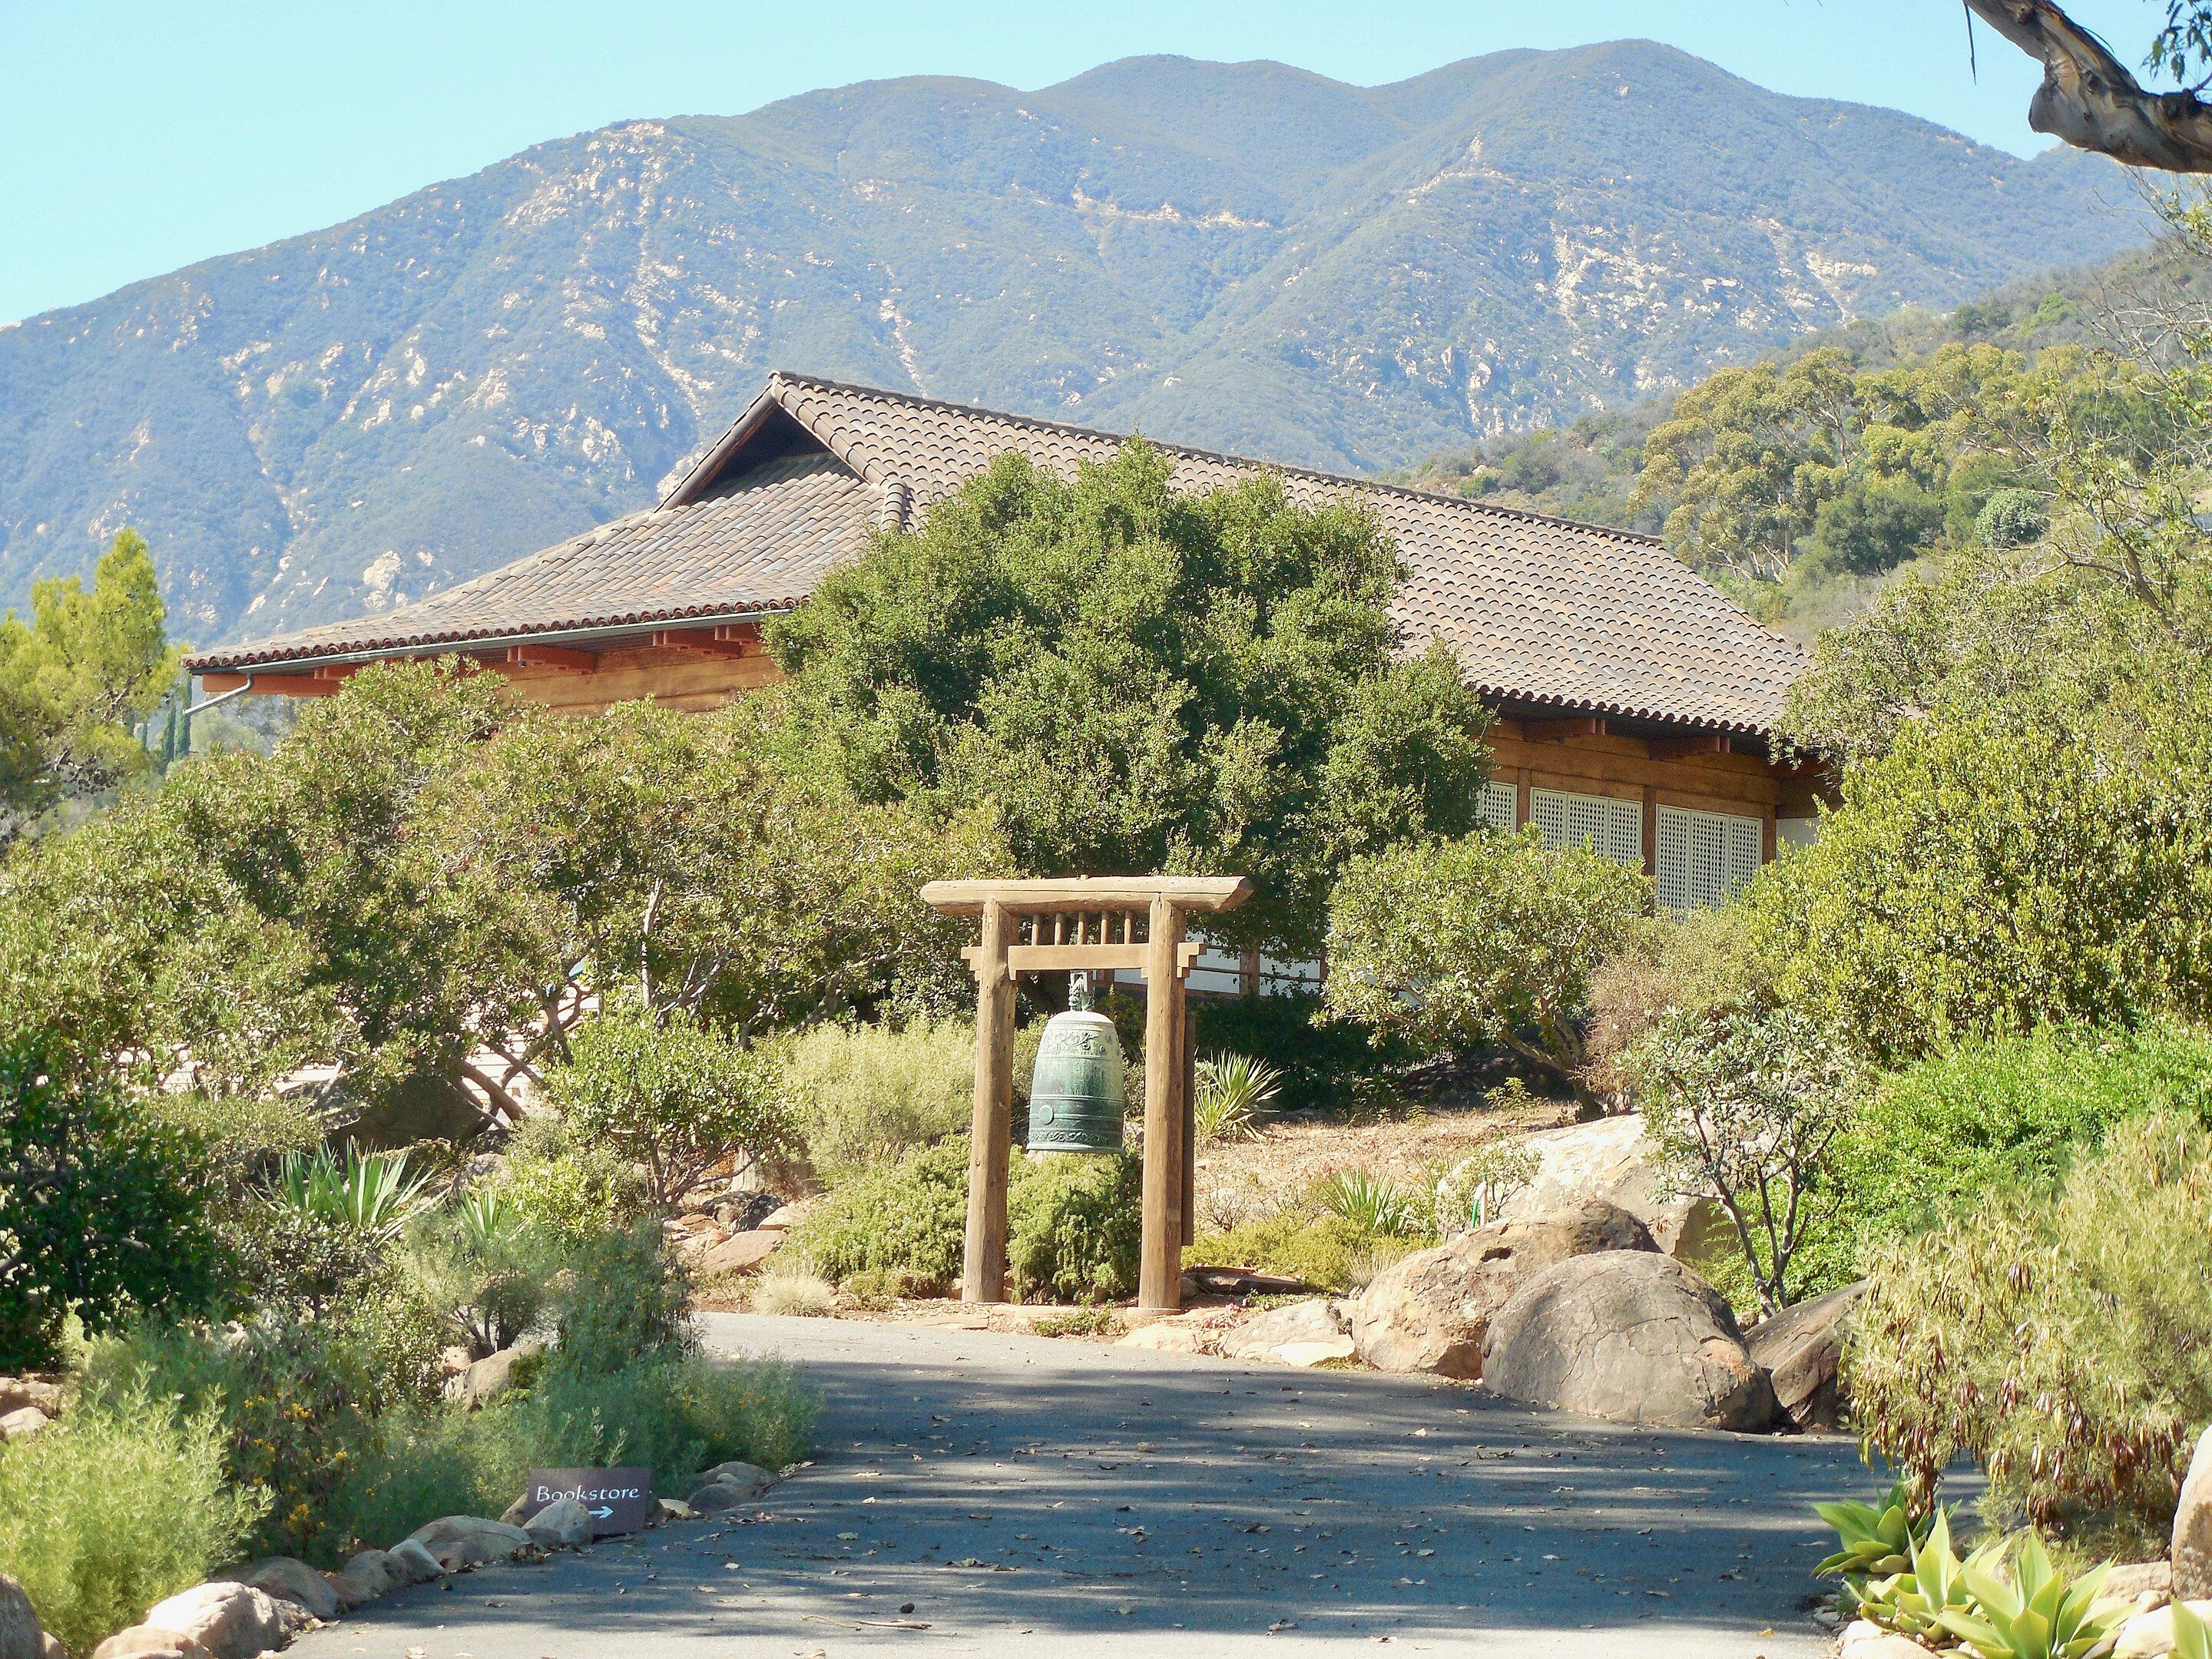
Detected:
[519,1467,654,1538]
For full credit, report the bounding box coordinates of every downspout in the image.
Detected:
[184,674,256,717]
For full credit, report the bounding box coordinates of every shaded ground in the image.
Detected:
[293,1313,1869,1657]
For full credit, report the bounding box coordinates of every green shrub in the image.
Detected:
[774,1017,974,1183]
[1005,1151,1142,1303]
[1849,1114,2212,1551]
[551,1219,696,1375]
[1187,1205,1423,1293]
[0,1383,267,1656]
[542,1003,792,1208]
[489,1121,646,1247]
[1313,1169,1428,1237]
[1790,1022,2212,1296]
[400,1203,555,1359]
[0,1037,224,1368]
[1193,992,1401,1114]
[1193,1052,1279,1144]
[784,1139,972,1293]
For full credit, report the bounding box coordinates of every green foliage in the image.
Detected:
[1813,1479,1939,1581]
[399,1204,551,1360]
[1004,1151,1143,1303]
[1432,1139,1541,1235]
[550,1220,695,1376]
[488,1137,646,1250]
[1313,1169,1427,1237]
[784,1139,973,1295]
[2177,1600,2212,1659]
[1323,827,1648,1107]
[1191,990,1401,1114]
[1936,1532,2128,1659]
[1192,1051,1279,1144]
[0,1382,267,1657]
[542,1003,791,1208]
[1584,905,1774,1102]
[1850,1114,2212,1545]
[1628,1005,1858,1315]
[770,444,1492,959]
[273,1147,432,1245]
[773,1016,975,1184]
[0,528,180,843]
[1851,1510,1982,1642]
[0,1036,223,1368]
[1187,1204,1422,1293]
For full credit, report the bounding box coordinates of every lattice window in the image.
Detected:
[1528,787,1642,869]
[1655,805,1765,911]
[1477,779,1518,833]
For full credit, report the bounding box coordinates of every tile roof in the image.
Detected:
[192,370,1807,733]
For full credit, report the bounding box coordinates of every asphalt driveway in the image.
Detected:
[291,1311,1871,1658]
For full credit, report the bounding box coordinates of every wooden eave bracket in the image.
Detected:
[651,627,757,659]
[1520,716,1604,742]
[1647,732,1730,760]
[505,643,599,675]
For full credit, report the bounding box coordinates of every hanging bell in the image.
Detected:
[1025,974,1127,1154]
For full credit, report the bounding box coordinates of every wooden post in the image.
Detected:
[1139,895,1185,1310]
[1181,998,1197,1248]
[962,899,1014,1303]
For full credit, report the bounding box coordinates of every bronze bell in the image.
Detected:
[1025,975,1127,1154]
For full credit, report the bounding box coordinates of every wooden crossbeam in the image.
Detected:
[922,876,1251,917]
[651,628,752,659]
[312,663,363,682]
[1647,732,1730,760]
[1520,716,1604,741]
[961,942,1203,976]
[505,643,598,674]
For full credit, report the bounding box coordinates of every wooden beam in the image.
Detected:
[651,628,751,659]
[922,876,1252,918]
[311,663,363,682]
[1138,895,1186,1312]
[505,643,598,674]
[962,942,1204,975]
[1181,1000,1197,1250]
[962,899,1015,1305]
[239,673,341,698]
[1520,716,1604,742]
[1646,732,1730,760]
[199,673,250,694]
[712,622,763,647]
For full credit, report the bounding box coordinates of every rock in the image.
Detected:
[140,1583,309,1659]
[383,1539,443,1584]
[1273,1336,1356,1366]
[1746,1280,1866,1429]
[657,1498,695,1522]
[38,1635,66,1659]
[1349,1201,1657,1379]
[340,1548,398,1600]
[694,1230,782,1277]
[2118,1601,2212,1659]
[1836,1621,1885,1654]
[450,1342,539,1411]
[524,1496,595,1548]
[0,1408,48,1442]
[0,1379,62,1418]
[2181,1429,2212,1602]
[688,1482,765,1514]
[697,1461,773,1498]
[240,1556,339,1621]
[1220,1298,1344,1363]
[1116,1320,1210,1355]
[1183,1266,1306,1297]
[1839,1635,1937,1659]
[1495,1115,1733,1263]
[89,1630,210,1659]
[322,1568,376,1611]
[409,1515,534,1573]
[2107,1561,2175,1605]
[0,1573,41,1659]
[757,1203,806,1231]
[1481,1252,1786,1433]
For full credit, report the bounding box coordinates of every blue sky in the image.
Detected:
[0,0,2158,323]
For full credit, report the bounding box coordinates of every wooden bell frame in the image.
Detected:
[919,876,1252,1311]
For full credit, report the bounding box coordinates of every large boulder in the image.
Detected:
[694,1230,783,1277]
[1221,1298,1346,1363]
[0,1573,41,1659]
[2174,1426,2212,1600]
[1746,1280,1866,1430]
[523,1497,595,1549]
[340,1549,402,1598]
[1495,1115,1733,1263]
[382,1538,444,1584]
[240,1555,339,1621]
[447,1341,540,1410]
[140,1583,310,1659]
[1481,1252,1786,1433]
[90,1631,210,1659]
[1349,1200,1657,1379]
[407,1515,532,1571]
[2117,1601,2212,1659]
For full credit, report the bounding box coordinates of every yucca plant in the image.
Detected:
[1314,1168,1426,1237]
[272,1147,432,1244]
[1935,1532,2130,1659]
[1194,1051,1280,1144]
[455,1187,525,1247]
[1815,1479,1939,1583]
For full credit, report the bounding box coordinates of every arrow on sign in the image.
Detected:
[589,1505,614,1518]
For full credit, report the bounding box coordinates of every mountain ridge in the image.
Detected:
[0,41,2150,646]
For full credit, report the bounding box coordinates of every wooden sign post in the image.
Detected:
[919,876,1251,1313]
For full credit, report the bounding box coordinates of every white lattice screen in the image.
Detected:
[1655,805,1764,911]
[1477,779,1518,833]
[1528,788,1642,869]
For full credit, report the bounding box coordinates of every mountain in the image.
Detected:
[0,40,2149,647]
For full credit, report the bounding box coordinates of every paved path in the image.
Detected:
[296,1312,1873,1658]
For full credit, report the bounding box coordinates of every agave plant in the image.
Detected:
[1315,1168,1426,1237]
[273,1146,432,1244]
[1815,1479,1940,1583]
[2174,1599,2212,1659]
[1194,1051,1281,1144]
[1936,1531,2131,1659]
[1853,1509,1986,1641]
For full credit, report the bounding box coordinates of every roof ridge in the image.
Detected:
[763,368,1669,548]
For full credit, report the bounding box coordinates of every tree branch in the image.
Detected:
[1965,0,2212,171]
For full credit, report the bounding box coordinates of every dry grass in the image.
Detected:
[747,1268,838,1318]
